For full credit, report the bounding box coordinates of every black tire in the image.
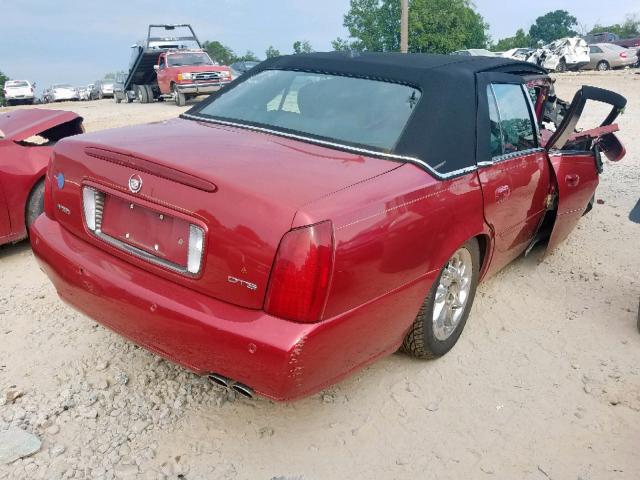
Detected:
[137,85,149,104]
[26,180,45,230]
[402,238,480,359]
[556,58,567,73]
[596,60,610,71]
[173,84,186,107]
[145,84,154,102]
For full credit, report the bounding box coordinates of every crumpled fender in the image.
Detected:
[0,109,82,142]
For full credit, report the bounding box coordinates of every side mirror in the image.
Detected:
[153,65,159,71]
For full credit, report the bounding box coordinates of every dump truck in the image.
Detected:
[115,24,232,106]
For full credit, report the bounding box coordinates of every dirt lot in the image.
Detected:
[0,71,639,480]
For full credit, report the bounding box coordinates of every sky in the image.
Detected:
[0,0,638,94]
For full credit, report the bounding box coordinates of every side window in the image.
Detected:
[487,85,503,158]
[491,83,536,155]
[589,46,602,54]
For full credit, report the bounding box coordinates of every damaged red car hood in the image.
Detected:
[0,109,81,142]
[69,117,401,207]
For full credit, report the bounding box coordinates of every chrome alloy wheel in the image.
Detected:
[432,247,473,341]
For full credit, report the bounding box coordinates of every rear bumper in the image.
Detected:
[175,81,230,94]
[31,215,419,400]
[6,94,34,100]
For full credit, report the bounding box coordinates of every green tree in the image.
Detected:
[342,0,489,54]
[0,70,8,105]
[493,29,533,51]
[331,37,354,51]
[203,40,236,65]
[590,14,640,39]
[265,46,281,58]
[529,10,577,44]
[236,51,260,62]
[293,40,314,54]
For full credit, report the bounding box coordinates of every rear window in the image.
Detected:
[192,70,421,152]
[7,81,29,88]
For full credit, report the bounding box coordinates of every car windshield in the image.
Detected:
[191,70,421,152]
[168,52,213,67]
[54,84,73,89]
[7,81,29,88]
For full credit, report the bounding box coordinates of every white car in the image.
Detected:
[3,80,36,106]
[450,49,497,57]
[528,37,590,72]
[45,84,79,103]
[501,48,534,61]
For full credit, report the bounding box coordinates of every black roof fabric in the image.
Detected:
[190,52,548,177]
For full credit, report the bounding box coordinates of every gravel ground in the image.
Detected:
[0,71,639,480]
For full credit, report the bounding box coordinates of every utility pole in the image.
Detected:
[400,0,409,53]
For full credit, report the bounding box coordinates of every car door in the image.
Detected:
[156,55,169,93]
[476,77,552,275]
[588,45,603,69]
[542,86,626,253]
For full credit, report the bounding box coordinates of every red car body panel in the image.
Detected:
[45,120,400,309]
[0,109,82,245]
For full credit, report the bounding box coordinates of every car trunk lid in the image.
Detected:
[48,118,399,309]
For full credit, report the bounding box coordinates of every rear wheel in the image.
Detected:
[26,180,45,230]
[136,85,149,104]
[596,60,610,71]
[402,238,480,359]
[145,84,154,102]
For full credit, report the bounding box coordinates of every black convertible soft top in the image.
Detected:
[187,52,548,178]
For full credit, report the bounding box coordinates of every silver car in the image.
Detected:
[585,43,638,71]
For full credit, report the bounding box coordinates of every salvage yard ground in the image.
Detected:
[0,70,639,480]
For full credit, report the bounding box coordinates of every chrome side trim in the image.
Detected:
[180,113,477,180]
[548,149,594,157]
[478,147,545,167]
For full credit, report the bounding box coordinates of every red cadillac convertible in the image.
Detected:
[31,53,626,400]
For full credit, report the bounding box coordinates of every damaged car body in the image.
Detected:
[30,53,626,400]
[528,37,590,72]
[0,109,84,246]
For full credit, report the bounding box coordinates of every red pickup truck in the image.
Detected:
[154,50,233,106]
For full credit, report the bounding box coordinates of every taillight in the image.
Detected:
[265,221,334,323]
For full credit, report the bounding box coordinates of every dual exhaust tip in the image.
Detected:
[208,373,254,399]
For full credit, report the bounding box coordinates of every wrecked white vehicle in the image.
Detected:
[528,37,590,72]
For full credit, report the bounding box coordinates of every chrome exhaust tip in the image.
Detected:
[208,374,254,399]
[231,382,254,399]
[208,373,230,388]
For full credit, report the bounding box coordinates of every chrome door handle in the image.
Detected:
[565,174,580,187]
[495,185,511,202]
